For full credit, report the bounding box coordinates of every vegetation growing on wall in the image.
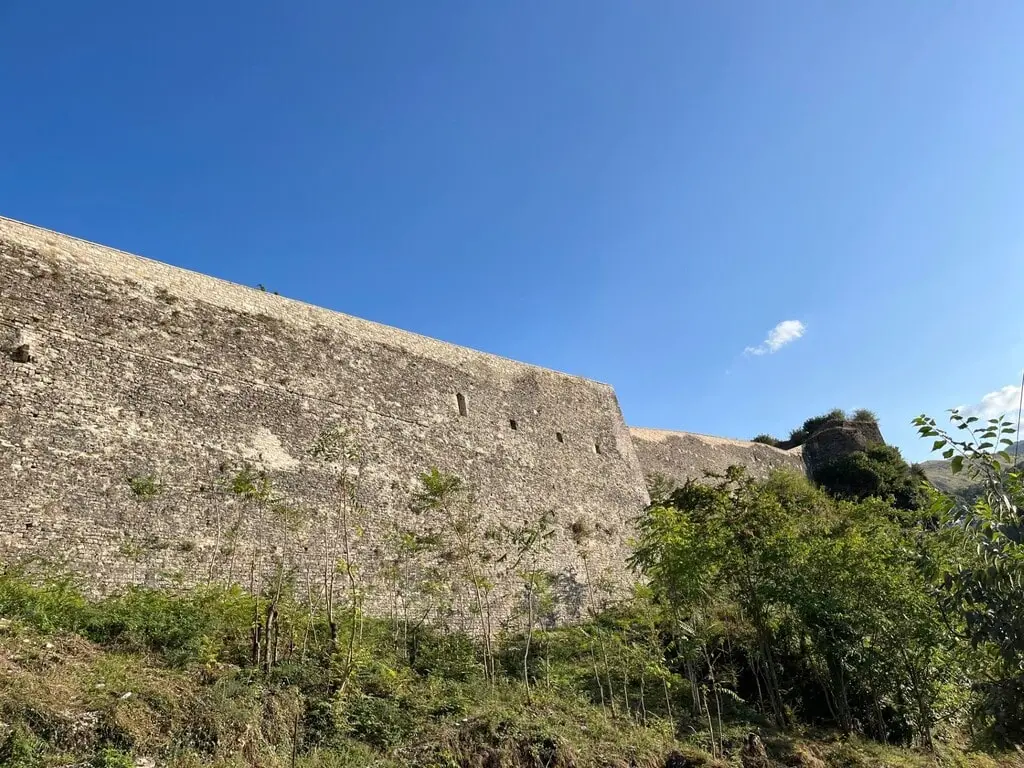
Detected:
[784,407,878,448]
[752,408,880,449]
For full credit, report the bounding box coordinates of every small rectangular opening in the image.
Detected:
[556,432,564,443]
[509,419,518,430]
[456,393,467,417]
[594,442,602,455]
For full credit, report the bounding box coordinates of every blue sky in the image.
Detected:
[2,2,1023,460]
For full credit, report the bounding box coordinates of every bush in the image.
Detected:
[852,408,878,423]
[812,444,925,511]
[0,726,45,768]
[752,434,781,447]
[801,408,847,437]
[407,625,481,681]
[0,564,92,634]
[85,585,254,666]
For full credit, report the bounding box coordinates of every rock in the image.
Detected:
[740,733,771,768]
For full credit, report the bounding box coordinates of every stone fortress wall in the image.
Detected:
[629,427,805,488]
[0,216,806,621]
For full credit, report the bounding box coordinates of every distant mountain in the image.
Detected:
[918,440,1024,497]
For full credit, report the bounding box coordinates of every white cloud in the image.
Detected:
[959,383,1024,423]
[744,320,806,356]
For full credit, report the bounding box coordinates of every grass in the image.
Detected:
[0,571,1021,768]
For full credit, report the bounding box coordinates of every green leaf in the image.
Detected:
[951,456,964,475]
[942,449,955,459]
[932,440,947,452]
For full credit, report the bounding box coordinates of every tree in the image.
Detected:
[631,467,952,745]
[411,468,497,681]
[915,410,1024,744]
[311,425,368,693]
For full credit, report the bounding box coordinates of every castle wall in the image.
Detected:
[629,427,806,488]
[0,217,649,624]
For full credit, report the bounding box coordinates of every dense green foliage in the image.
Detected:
[0,569,687,768]
[631,468,951,751]
[0,564,1011,768]
[2,412,1024,765]
[812,443,927,512]
[915,410,1024,745]
[751,434,781,447]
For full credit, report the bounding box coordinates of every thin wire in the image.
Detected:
[1016,368,1024,465]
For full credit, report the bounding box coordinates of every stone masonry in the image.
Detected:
[629,428,805,488]
[0,216,809,624]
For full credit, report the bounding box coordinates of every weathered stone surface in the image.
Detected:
[801,419,884,476]
[0,217,649,623]
[629,427,806,487]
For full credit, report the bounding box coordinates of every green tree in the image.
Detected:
[915,410,1024,744]
[631,468,953,745]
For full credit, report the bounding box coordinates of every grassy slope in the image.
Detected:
[1,621,1019,768]
[918,441,1024,497]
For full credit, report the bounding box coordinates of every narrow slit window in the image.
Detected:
[509,419,518,430]
[456,393,468,417]
[556,432,564,443]
[594,441,602,455]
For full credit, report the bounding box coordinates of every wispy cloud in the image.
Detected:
[959,383,1024,423]
[744,320,806,356]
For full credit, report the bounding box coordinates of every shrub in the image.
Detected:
[0,726,45,768]
[752,434,781,447]
[801,408,847,437]
[85,585,254,666]
[812,444,925,511]
[407,625,481,681]
[852,408,878,423]
[0,564,93,633]
[127,474,162,500]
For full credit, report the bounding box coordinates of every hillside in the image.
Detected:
[919,440,1024,496]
